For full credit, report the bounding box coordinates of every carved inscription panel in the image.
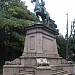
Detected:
[30,36,35,50]
[42,36,53,54]
[28,34,36,53]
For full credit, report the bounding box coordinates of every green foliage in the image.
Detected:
[56,34,75,61]
[56,34,66,59]
[68,36,75,61]
[6,1,34,20]
[0,0,35,62]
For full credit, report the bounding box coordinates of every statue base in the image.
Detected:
[3,23,75,75]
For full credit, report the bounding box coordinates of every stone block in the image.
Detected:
[35,66,52,75]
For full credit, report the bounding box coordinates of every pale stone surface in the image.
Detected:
[35,66,52,75]
[5,58,21,65]
[23,24,58,55]
[3,65,24,75]
[3,24,75,75]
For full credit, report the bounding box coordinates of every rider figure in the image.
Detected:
[40,0,48,19]
[31,0,50,25]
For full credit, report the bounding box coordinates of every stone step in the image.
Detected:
[64,73,71,75]
[52,70,71,75]
[51,66,71,75]
[52,72,71,75]
[18,70,25,75]
[18,73,24,75]
[52,73,57,75]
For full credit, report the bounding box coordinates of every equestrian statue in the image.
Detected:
[31,0,51,26]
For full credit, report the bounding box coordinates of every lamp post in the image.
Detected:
[66,13,69,60]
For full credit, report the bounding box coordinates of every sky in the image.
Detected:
[21,0,75,37]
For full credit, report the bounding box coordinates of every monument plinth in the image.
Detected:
[3,0,75,74]
[23,23,58,55]
[20,23,62,66]
[3,23,74,75]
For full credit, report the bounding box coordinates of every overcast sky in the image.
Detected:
[21,0,75,37]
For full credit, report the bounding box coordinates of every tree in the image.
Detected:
[56,33,75,61]
[56,34,66,59]
[0,0,35,65]
[68,35,75,61]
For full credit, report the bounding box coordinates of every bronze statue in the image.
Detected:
[31,0,50,26]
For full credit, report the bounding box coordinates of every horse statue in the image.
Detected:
[31,0,51,26]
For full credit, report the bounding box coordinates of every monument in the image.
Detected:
[3,0,75,75]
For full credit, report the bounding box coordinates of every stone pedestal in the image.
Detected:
[3,65,24,75]
[23,23,58,55]
[35,66,52,75]
[3,23,75,75]
[21,23,62,66]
